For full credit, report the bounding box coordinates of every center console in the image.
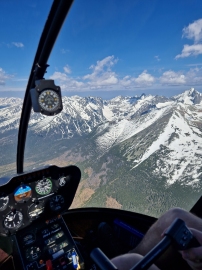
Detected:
[13,215,84,270]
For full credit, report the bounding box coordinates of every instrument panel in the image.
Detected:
[0,165,81,236]
[14,216,85,270]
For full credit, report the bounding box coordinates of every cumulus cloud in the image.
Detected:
[119,71,155,88]
[83,55,119,88]
[159,68,202,86]
[160,70,186,85]
[12,42,24,48]
[182,19,202,43]
[50,72,84,90]
[49,56,202,91]
[50,56,156,91]
[84,56,118,78]
[175,44,202,59]
[176,18,202,59]
[135,70,155,85]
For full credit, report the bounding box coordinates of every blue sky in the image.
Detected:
[1,0,202,99]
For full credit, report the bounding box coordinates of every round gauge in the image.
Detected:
[4,211,23,229]
[14,185,32,203]
[25,246,41,262]
[0,193,9,211]
[49,195,65,212]
[28,202,45,218]
[23,233,35,246]
[38,90,60,112]
[35,178,52,196]
[58,176,66,187]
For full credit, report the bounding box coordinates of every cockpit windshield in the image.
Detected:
[1,0,202,218]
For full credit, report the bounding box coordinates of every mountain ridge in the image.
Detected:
[0,88,202,216]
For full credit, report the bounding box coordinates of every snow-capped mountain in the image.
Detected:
[91,91,202,187]
[1,88,202,216]
[172,88,202,105]
[0,88,202,189]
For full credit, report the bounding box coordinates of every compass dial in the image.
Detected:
[35,178,52,195]
[0,193,9,211]
[4,211,23,229]
[38,90,60,112]
[49,195,65,212]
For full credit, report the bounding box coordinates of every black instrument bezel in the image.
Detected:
[0,165,81,236]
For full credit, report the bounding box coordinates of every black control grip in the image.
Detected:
[164,218,201,250]
[90,248,118,270]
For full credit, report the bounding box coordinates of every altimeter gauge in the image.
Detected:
[49,195,65,212]
[0,193,9,211]
[35,178,52,195]
[4,211,23,229]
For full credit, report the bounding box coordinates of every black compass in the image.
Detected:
[30,79,63,116]
[38,90,60,112]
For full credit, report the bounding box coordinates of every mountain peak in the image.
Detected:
[172,88,202,105]
[189,87,195,93]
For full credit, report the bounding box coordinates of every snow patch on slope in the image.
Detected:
[102,106,114,121]
[132,104,202,186]
[96,105,172,152]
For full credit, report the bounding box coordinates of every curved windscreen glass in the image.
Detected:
[1,1,202,218]
[0,1,51,177]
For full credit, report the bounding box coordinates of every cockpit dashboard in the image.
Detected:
[0,165,84,270]
[0,165,80,237]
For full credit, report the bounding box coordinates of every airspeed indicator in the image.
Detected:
[35,178,52,195]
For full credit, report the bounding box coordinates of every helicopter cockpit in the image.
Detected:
[1,0,202,269]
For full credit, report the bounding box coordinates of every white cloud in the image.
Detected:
[0,68,12,85]
[120,76,132,87]
[159,68,202,86]
[12,42,24,48]
[50,57,156,91]
[119,71,155,88]
[134,70,155,85]
[50,72,84,90]
[176,19,202,59]
[49,56,202,92]
[186,67,202,85]
[84,56,118,79]
[182,18,202,43]
[175,44,202,59]
[63,65,71,74]
[159,70,186,85]
[83,55,119,87]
